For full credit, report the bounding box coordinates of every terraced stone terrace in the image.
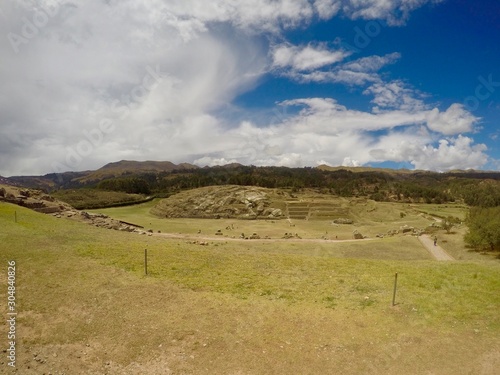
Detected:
[285,200,351,220]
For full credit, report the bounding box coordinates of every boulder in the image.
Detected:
[19,189,30,197]
[352,230,364,239]
[387,229,399,236]
[400,225,414,234]
[249,233,260,239]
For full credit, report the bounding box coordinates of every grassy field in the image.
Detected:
[1,202,499,374]
[89,197,492,261]
[410,203,469,221]
[89,198,424,238]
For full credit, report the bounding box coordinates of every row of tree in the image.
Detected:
[97,177,151,195]
[94,165,500,208]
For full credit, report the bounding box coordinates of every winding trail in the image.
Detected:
[418,234,455,261]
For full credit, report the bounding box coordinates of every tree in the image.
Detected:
[464,207,500,252]
[442,215,460,234]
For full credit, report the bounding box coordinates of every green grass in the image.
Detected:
[410,202,469,221]
[1,202,500,374]
[89,199,421,239]
[3,202,499,332]
[75,236,500,330]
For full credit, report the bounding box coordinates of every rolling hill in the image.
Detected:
[6,160,199,191]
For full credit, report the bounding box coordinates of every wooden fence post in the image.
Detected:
[392,272,398,306]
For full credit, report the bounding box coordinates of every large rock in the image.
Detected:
[151,185,286,220]
[400,225,414,233]
[352,230,364,239]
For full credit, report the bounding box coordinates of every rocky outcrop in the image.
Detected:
[0,184,73,213]
[150,185,286,220]
[0,183,155,235]
[352,230,365,239]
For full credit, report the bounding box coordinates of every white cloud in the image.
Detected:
[277,52,401,85]
[193,156,239,166]
[280,98,428,132]
[271,43,350,71]
[217,99,487,171]
[341,0,445,25]
[0,0,269,175]
[314,0,342,19]
[342,53,401,73]
[0,0,488,176]
[425,104,480,135]
[370,135,488,171]
[364,80,427,112]
[294,69,380,85]
[342,157,361,167]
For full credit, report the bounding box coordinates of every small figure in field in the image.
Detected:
[433,236,437,246]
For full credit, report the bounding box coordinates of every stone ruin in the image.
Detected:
[333,218,354,224]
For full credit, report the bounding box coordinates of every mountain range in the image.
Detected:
[4,160,199,191]
[3,160,500,193]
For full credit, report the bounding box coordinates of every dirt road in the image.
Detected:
[155,232,374,244]
[155,232,454,261]
[418,234,455,261]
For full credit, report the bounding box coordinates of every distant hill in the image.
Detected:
[316,164,418,175]
[5,162,500,208]
[0,176,13,185]
[74,160,199,183]
[6,160,199,191]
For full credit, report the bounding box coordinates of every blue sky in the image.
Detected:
[0,0,499,176]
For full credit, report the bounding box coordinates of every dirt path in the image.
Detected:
[154,232,374,244]
[418,234,455,261]
[156,233,454,261]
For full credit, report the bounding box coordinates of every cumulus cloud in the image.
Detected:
[0,0,487,176]
[0,0,269,175]
[370,135,488,171]
[313,0,341,19]
[426,104,480,135]
[188,98,489,172]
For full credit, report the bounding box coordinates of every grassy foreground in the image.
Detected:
[1,202,499,374]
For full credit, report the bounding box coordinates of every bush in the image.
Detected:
[464,207,500,251]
